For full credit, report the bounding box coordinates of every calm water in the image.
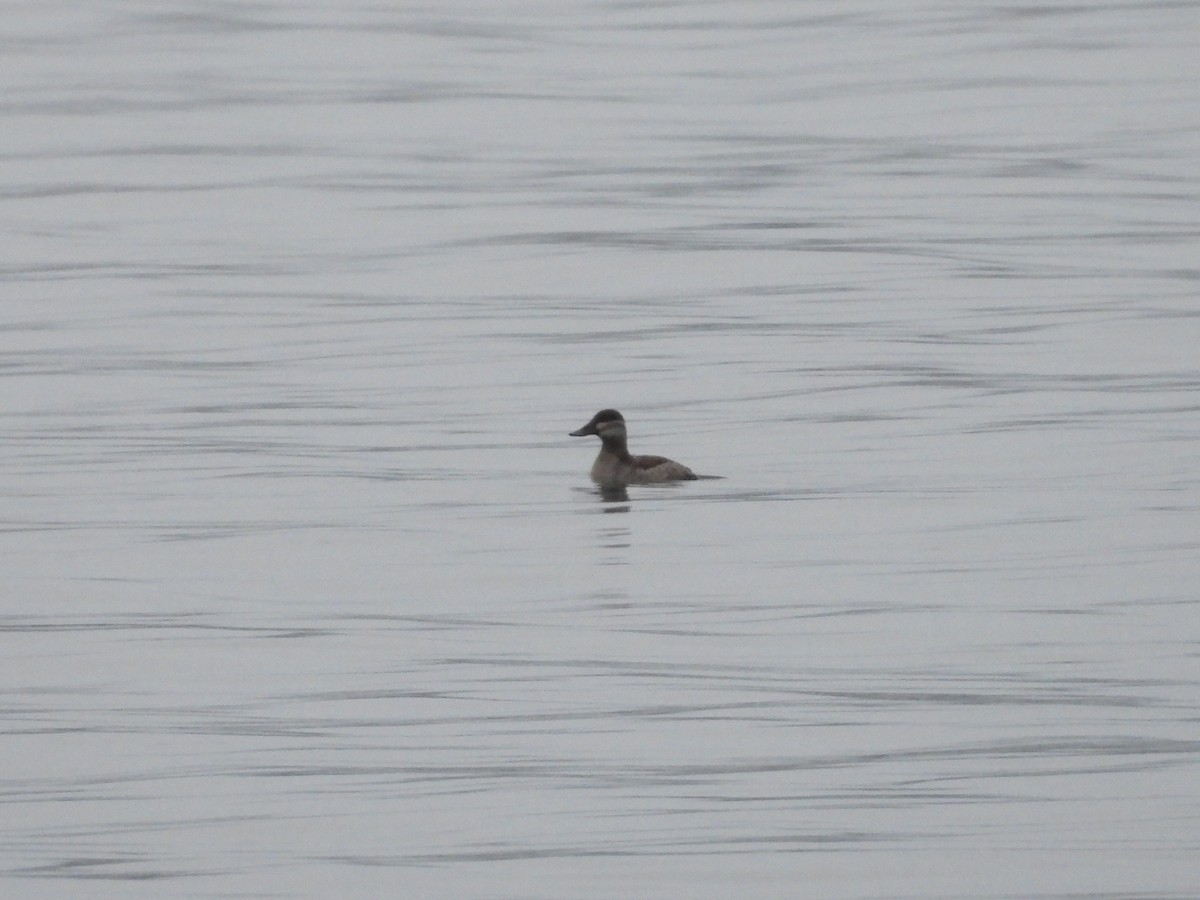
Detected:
[3,1,1199,897]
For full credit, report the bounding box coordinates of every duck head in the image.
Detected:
[570,409,627,442]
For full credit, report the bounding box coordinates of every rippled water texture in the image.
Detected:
[3,1,1199,897]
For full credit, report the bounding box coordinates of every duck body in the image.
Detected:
[570,409,697,488]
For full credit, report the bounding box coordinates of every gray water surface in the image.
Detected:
[3,1,1199,898]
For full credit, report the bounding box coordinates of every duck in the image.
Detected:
[569,409,698,488]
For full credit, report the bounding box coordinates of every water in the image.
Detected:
[3,1,1199,897]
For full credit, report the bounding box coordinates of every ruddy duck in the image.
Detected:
[570,409,698,488]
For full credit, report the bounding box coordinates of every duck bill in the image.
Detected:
[569,422,597,437]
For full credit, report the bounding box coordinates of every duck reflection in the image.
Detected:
[599,485,630,505]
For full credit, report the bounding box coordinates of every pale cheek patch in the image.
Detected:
[595,422,626,439]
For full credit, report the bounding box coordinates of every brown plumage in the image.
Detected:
[569,409,698,487]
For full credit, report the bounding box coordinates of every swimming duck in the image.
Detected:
[570,409,698,487]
